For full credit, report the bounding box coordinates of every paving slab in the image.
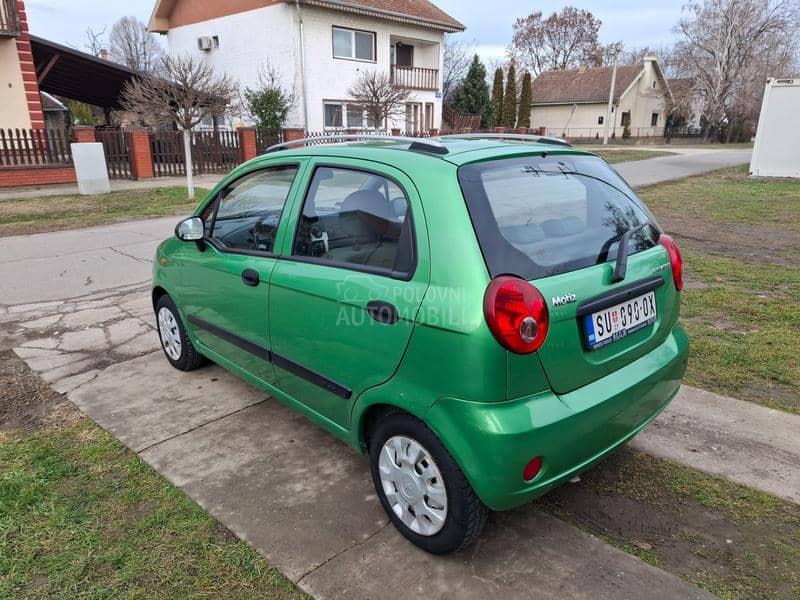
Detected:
[632,385,800,504]
[68,353,268,452]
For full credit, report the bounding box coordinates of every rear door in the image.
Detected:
[269,159,429,428]
[458,153,680,395]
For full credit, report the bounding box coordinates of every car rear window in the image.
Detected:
[457,154,660,280]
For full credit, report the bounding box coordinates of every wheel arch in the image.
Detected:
[152,285,169,311]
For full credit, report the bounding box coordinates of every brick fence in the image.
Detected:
[0,126,551,189]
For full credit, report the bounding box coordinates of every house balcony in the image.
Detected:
[390,65,439,92]
[0,0,21,38]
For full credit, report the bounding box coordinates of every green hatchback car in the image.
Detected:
[152,134,688,554]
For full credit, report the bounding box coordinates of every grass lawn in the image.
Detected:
[638,167,800,414]
[593,149,677,163]
[0,352,307,599]
[536,447,800,600]
[0,187,207,237]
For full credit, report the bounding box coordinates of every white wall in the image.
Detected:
[164,4,445,132]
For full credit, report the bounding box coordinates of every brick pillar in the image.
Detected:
[282,128,306,148]
[71,126,96,143]
[391,128,402,136]
[127,128,154,180]
[238,127,257,162]
[15,1,44,129]
[429,128,439,137]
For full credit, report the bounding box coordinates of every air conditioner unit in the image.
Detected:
[198,36,213,51]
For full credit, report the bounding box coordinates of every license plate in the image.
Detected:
[583,291,657,351]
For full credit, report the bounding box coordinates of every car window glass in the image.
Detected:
[211,166,298,253]
[293,167,414,274]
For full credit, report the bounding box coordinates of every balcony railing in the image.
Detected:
[391,65,439,91]
[0,0,21,37]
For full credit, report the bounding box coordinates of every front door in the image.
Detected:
[269,159,429,429]
[179,163,304,384]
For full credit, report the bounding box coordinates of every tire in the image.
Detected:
[155,294,206,371]
[368,411,488,554]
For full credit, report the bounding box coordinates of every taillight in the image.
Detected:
[484,276,549,354]
[659,234,684,291]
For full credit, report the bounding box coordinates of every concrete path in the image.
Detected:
[0,174,224,201]
[0,287,714,600]
[615,149,752,187]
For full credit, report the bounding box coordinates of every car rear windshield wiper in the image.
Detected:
[611,222,652,283]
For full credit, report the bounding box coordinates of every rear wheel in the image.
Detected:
[368,411,487,554]
[155,295,205,371]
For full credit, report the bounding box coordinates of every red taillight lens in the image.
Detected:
[659,234,684,291]
[484,276,549,354]
[523,457,543,482]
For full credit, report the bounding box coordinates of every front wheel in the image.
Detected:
[155,294,205,371]
[368,411,487,554]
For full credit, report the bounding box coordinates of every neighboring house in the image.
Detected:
[0,0,46,131]
[147,0,465,133]
[530,57,673,139]
[41,91,68,129]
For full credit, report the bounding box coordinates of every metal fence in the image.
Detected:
[0,128,72,167]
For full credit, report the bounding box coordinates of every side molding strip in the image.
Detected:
[187,315,352,400]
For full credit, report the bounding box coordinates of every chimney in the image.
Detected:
[99,49,109,60]
[578,65,587,74]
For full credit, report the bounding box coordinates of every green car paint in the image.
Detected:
[152,138,688,513]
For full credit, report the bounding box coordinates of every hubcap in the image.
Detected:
[378,435,448,536]
[157,307,182,361]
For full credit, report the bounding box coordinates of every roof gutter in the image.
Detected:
[288,0,465,32]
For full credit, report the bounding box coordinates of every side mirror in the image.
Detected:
[175,217,204,242]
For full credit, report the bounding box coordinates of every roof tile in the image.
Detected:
[531,65,643,105]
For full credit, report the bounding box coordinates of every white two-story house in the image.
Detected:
[147,0,464,133]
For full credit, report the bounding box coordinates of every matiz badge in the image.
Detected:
[551,293,577,307]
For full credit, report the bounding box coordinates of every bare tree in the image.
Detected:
[109,16,164,73]
[120,54,238,198]
[508,7,603,76]
[674,0,800,137]
[442,36,474,104]
[84,26,107,57]
[346,71,413,131]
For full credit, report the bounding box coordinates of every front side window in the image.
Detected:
[293,167,413,275]
[210,166,298,253]
[332,27,375,61]
[458,155,659,280]
[324,103,343,128]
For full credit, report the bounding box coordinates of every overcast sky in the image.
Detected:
[26,0,685,59]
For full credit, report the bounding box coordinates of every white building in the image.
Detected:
[147,0,464,133]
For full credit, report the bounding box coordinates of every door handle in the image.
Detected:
[367,301,398,325]
[241,268,260,287]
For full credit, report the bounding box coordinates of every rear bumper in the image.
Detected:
[425,324,689,511]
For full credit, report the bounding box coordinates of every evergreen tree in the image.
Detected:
[490,68,504,128]
[518,71,532,128]
[501,62,517,128]
[452,54,491,128]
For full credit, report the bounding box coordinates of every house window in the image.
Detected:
[651,112,659,127]
[598,116,604,125]
[332,27,375,61]
[324,103,344,128]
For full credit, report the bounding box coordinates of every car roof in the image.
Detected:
[251,138,596,169]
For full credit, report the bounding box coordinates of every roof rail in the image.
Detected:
[265,134,449,155]
[438,133,572,148]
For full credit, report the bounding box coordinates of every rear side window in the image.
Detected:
[293,167,414,276]
[458,155,659,280]
[210,166,298,253]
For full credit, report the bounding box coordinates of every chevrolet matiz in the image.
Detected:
[152,133,688,554]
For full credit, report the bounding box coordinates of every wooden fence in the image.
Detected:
[255,128,284,154]
[96,129,134,180]
[0,128,72,167]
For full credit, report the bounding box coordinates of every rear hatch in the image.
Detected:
[458,152,680,395]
